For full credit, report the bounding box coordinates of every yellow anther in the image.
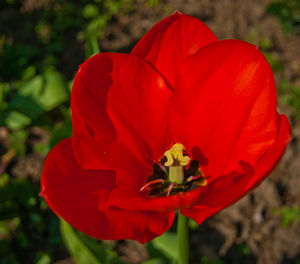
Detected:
[164,143,190,167]
[164,150,174,167]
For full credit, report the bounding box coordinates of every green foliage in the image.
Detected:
[19,70,69,111]
[0,1,132,263]
[60,220,125,264]
[200,257,224,264]
[274,206,300,227]
[0,176,64,263]
[152,232,178,260]
[277,79,300,120]
[144,231,179,264]
[147,0,160,7]
[267,0,300,34]
[262,52,282,72]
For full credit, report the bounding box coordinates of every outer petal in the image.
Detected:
[180,115,291,223]
[131,11,217,86]
[71,53,173,175]
[41,138,117,240]
[169,40,279,178]
[41,138,175,243]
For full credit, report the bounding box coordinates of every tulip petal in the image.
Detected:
[169,40,280,177]
[71,53,173,173]
[106,186,207,213]
[41,138,174,243]
[180,114,291,223]
[131,11,217,86]
[104,208,175,244]
[41,138,117,240]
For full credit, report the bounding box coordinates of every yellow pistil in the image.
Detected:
[164,143,190,184]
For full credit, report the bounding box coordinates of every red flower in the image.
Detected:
[41,12,291,243]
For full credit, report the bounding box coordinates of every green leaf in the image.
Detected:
[9,130,28,156]
[60,220,102,264]
[152,232,178,260]
[142,258,165,264]
[60,220,125,264]
[35,252,51,264]
[7,95,44,119]
[49,120,72,149]
[5,111,31,130]
[19,70,69,111]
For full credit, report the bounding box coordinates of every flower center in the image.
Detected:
[140,143,206,197]
[164,143,190,184]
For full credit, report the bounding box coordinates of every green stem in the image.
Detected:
[177,213,189,264]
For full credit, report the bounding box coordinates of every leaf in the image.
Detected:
[49,120,73,149]
[60,220,125,264]
[60,220,102,264]
[35,252,51,264]
[142,258,165,264]
[4,111,31,130]
[19,70,69,111]
[152,232,178,260]
[7,95,44,119]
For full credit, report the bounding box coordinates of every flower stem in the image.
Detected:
[177,213,189,264]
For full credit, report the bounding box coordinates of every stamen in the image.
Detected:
[187,174,202,182]
[140,179,165,192]
[167,182,176,197]
[146,154,167,174]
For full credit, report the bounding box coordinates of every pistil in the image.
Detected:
[169,165,185,184]
[164,143,190,184]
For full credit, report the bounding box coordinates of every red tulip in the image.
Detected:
[41,12,291,243]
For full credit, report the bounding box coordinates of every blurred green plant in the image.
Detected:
[0,1,132,263]
[60,220,125,264]
[277,79,300,120]
[273,206,300,227]
[0,173,64,263]
[267,0,300,34]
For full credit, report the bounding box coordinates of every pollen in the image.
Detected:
[164,143,190,167]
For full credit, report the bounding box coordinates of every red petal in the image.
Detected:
[105,209,175,244]
[71,53,173,173]
[131,11,217,86]
[41,138,117,240]
[41,138,174,243]
[180,114,291,223]
[169,40,280,177]
[106,182,207,213]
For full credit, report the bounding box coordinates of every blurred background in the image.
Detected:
[0,0,300,263]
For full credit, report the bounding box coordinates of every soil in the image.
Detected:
[1,0,300,263]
